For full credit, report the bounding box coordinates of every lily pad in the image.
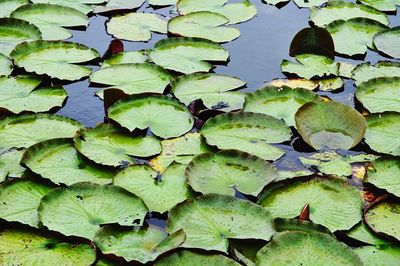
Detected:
[0,228,96,265]
[168,12,240,43]
[94,226,185,263]
[108,95,194,139]
[352,61,400,85]
[90,63,171,95]
[0,53,12,76]
[354,246,400,266]
[11,4,88,40]
[365,112,400,156]
[186,150,277,196]
[295,101,366,150]
[94,0,145,13]
[0,0,29,18]
[22,138,115,186]
[318,77,344,91]
[258,177,363,231]
[149,37,229,74]
[114,163,190,213]
[102,51,147,67]
[11,40,100,81]
[167,194,275,252]
[365,201,400,241]
[74,123,161,167]
[359,0,400,12]
[274,218,332,235]
[0,114,83,153]
[0,75,67,114]
[155,250,241,265]
[346,222,392,246]
[366,158,400,198]
[172,73,245,112]
[244,86,321,126]
[106,12,167,42]
[0,149,25,182]
[31,0,106,14]
[201,112,292,161]
[374,27,400,59]
[38,183,148,240]
[0,179,53,227]
[266,79,319,91]
[263,0,327,8]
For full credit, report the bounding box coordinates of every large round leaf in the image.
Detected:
[114,163,190,213]
[0,0,29,18]
[155,250,241,266]
[11,40,100,81]
[243,86,322,126]
[31,0,106,14]
[94,0,146,13]
[295,101,366,150]
[108,95,194,139]
[365,201,400,241]
[352,61,400,85]
[149,37,229,74]
[38,183,148,240]
[186,150,277,196]
[201,112,292,161]
[0,228,96,265]
[366,158,400,197]
[258,177,363,232]
[374,27,400,59]
[94,226,185,263]
[355,246,400,266]
[0,114,83,153]
[74,123,161,167]
[167,194,275,252]
[0,149,25,182]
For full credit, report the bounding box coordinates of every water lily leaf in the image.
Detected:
[0,75,67,114]
[0,114,83,153]
[244,86,321,126]
[258,177,363,231]
[108,95,194,139]
[289,27,335,59]
[114,163,190,213]
[74,123,161,167]
[326,18,388,57]
[11,40,100,81]
[281,54,339,80]
[0,18,42,56]
[201,112,292,161]
[255,231,362,265]
[155,250,241,266]
[11,4,88,40]
[90,63,171,95]
[263,0,327,8]
[0,0,28,17]
[22,138,115,186]
[172,73,246,112]
[187,150,277,196]
[0,149,25,182]
[94,225,185,263]
[0,179,53,227]
[295,101,366,150]
[31,0,106,14]
[365,112,400,156]
[102,51,147,67]
[360,0,400,12]
[149,0,176,6]
[39,183,148,240]
[106,12,167,42]
[355,246,400,266]
[365,201,400,241]
[310,1,389,27]
[339,62,357,78]
[374,27,400,59]
[346,222,392,246]
[352,62,400,87]
[274,218,332,235]
[318,77,344,91]
[267,79,319,91]
[0,228,96,265]
[149,37,229,74]
[366,158,400,198]
[94,0,145,13]
[168,194,275,252]
[0,53,12,76]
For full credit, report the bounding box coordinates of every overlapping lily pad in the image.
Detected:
[366,158,400,197]
[94,0,145,13]
[281,54,339,79]
[374,27,400,59]
[102,51,147,67]
[365,201,400,241]
[155,250,241,265]
[0,149,25,182]
[352,61,400,85]
[360,0,400,12]
[355,246,400,266]
[31,0,106,14]
[0,0,29,18]
[0,53,12,76]
[346,222,392,246]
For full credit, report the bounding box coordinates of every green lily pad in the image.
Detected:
[263,0,327,8]
[106,12,167,42]
[374,27,400,59]
[187,150,277,196]
[39,183,148,240]
[258,177,363,231]
[108,95,194,139]
[11,4,88,40]
[22,138,115,186]
[365,112,400,156]
[0,0,29,17]
[255,231,362,265]
[0,18,42,56]
[318,77,344,91]
[346,222,392,246]
[31,0,106,14]
[244,86,321,126]
[155,250,241,266]
[102,51,147,67]
[281,54,339,80]
[0,53,12,76]
[168,12,240,43]
[114,163,190,213]
[0,228,96,265]
[360,0,400,12]
[168,194,275,252]
[94,226,185,263]
[0,75,67,114]
[274,218,332,235]
[94,0,145,13]
[352,61,400,85]
[0,149,25,182]
[74,123,161,167]
[90,63,171,95]
[355,246,400,266]
[0,114,83,153]
[172,73,245,112]
[310,1,389,27]
[295,101,366,150]
[201,112,292,161]
[339,62,357,78]
[0,179,53,227]
[365,201,400,241]
[149,37,229,74]
[366,158,400,198]
[11,40,100,81]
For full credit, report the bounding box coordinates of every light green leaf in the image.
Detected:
[0,0,29,18]
[346,222,392,246]
[374,27,400,59]
[367,158,400,198]
[31,0,106,14]
[352,61,400,85]
[155,250,241,266]
[365,201,400,241]
[0,53,12,76]
[355,246,400,266]
[360,0,400,12]
[0,149,25,182]
[94,0,145,13]
[102,51,147,67]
